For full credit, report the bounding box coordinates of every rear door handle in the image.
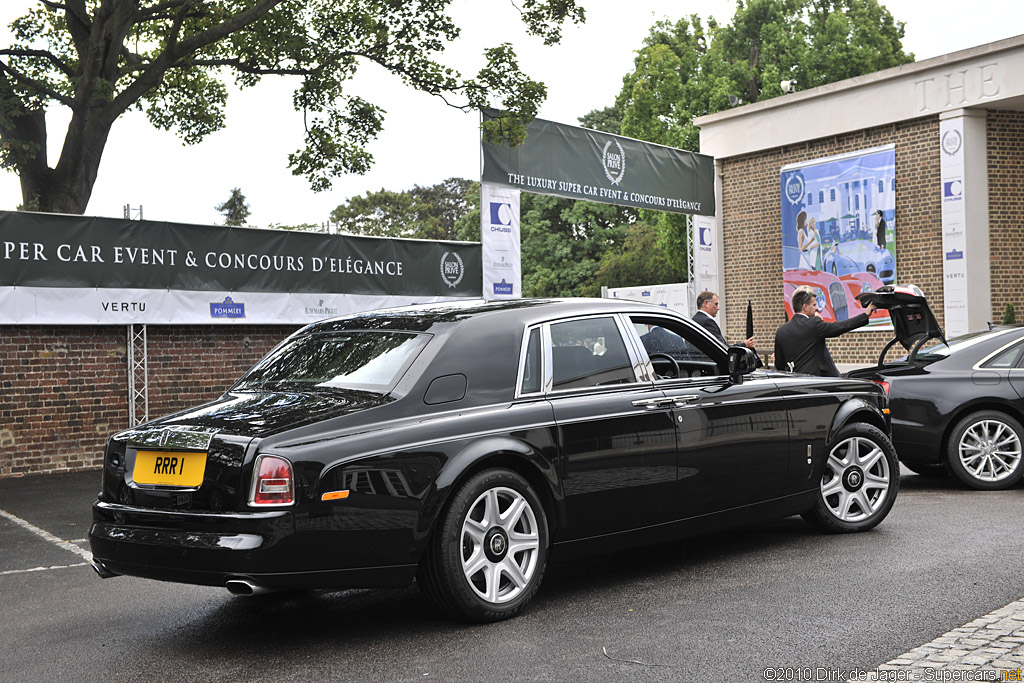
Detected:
[671,394,700,407]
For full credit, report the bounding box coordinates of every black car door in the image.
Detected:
[626,314,790,519]
[543,315,678,539]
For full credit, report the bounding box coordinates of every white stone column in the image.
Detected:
[939,108,991,336]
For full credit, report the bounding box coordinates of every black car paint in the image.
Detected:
[847,327,1024,467]
[90,298,889,591]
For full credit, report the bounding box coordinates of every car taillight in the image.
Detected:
[873,379,890,397]
[249,455,294,506]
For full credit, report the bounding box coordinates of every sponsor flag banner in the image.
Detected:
[480,183,521,300]
[481,110,714,216]
[603,283,691,318]
[780,145,896,330]
[939,117,968,336]
[0,211,482,324]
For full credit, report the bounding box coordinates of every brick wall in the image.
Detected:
[987,110,1024,324]
[719,116,944,365]
[0,325,295,478]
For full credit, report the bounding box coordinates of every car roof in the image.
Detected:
[299,298,687,335]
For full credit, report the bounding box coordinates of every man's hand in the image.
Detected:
[743,336,755,348]
[865,302,877,316]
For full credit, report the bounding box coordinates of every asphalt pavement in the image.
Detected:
[1,468,1022,682]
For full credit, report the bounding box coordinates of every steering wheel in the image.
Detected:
[649,353,680,380]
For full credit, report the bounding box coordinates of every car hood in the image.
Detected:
[141,388,392,439]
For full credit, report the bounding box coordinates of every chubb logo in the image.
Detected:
[943,179,963,202]
[601,139,626,185]
[440,251,465,288]
[784,174,805,205]
[489,201,514,230]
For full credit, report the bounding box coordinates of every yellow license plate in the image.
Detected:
[133,450,207,487]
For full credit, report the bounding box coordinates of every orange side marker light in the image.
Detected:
[321,490,350,501]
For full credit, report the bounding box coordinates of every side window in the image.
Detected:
[982,342,1024,369]
[520,327,541,394]
[630,316,723,378]
[549,317,635,390]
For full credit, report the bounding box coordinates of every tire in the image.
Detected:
[802,422,899,533]
[418,468,549,622]
[901,461,948,477]
[946,411,1024,490]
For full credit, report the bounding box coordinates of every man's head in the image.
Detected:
[792,289,818,317]
[697,291,719,317]
[875,209,883,224]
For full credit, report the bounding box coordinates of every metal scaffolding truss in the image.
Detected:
[127,324,149,427]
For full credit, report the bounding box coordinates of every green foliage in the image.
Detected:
[593,222,684,292]
[0,0,584,213]
[596,0,913,153]
[215,188,250,226]
[329,178,478,241]
[1003,302,1017,325]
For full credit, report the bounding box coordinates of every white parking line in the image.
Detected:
[0,507,92,560]
[0,562,89,577]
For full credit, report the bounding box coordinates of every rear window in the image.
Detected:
[234,331,430,393]
[912,329,1018,361]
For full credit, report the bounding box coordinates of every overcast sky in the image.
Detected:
[0,0,1022,227]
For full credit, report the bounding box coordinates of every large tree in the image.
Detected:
[329,177,478,241]
[0,0,584,213]
[588,0,912,277]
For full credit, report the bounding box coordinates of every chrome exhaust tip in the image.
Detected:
[90,558,118,579]
[225,578,274,596]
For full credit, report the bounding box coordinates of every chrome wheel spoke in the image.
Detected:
[500,557,529,590]
[500,497,526,532]
[507,529,539,556]
[821,477,844,498]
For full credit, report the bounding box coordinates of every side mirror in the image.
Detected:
[727,346,757,384]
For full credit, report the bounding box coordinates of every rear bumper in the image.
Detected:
[88,501,418,589]
[89,500,295,585]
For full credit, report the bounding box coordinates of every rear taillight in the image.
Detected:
[873,379,890,397]
[249,455,294,506]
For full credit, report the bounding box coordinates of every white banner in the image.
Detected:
[480,183,521,300]
[939,117,969,337]
[0,287,471,325]
[603,283,691,318]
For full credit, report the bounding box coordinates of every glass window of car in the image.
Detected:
[912,329,1016,361]
[233,331,430,393]
[980,339,1024,368]
[630,315,723,379]
[520,327,542,394]
[549,317,635,390]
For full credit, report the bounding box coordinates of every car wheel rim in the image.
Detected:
[958,420,1022,482]
[820,436,891,522]
[460,486,540,604]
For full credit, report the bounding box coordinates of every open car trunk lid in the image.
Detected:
[855,284,946,368]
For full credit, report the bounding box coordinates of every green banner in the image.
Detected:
[481,111,715,216]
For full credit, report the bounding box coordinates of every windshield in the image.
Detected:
[907,328,1015,361]
[234,331,430,394]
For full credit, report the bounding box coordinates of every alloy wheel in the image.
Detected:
[957,419,1023,483]
[820,436,891,522]
[460,486,541,604]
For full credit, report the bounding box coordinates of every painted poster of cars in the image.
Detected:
[781,145,896,329]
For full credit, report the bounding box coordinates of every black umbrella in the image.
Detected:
[746,299,754,339]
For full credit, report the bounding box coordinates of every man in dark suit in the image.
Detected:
[775,289,877,376]
[692,291,754,348]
